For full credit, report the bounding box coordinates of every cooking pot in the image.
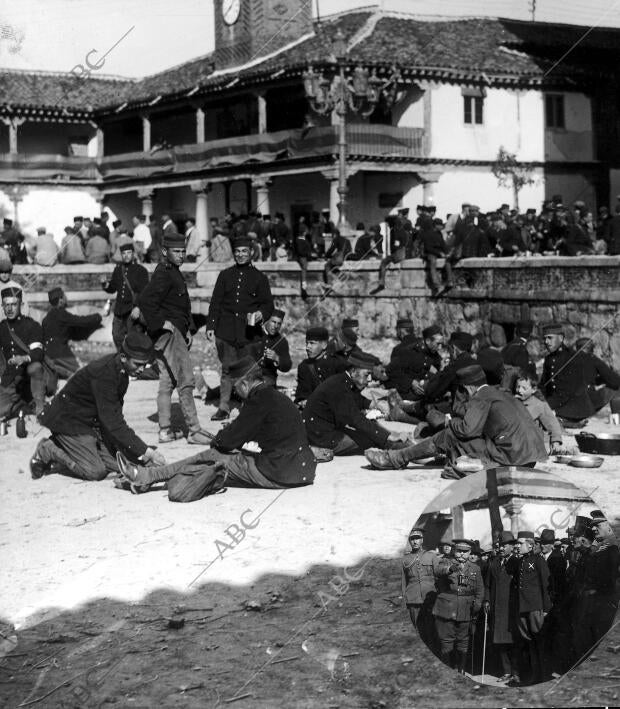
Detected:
[575,432,620,455]
[569,453,604,469]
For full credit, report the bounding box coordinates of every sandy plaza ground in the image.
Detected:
[0,369,619,708]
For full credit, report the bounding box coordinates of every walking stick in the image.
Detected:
[481,605,489,683]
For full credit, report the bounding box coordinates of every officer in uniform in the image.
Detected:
[433,539,484,673]
[304,351,408,458]
[248,308,291,387]
[206,235,274,421]
[30,332,165,481]
[101,240,149,351]
[139,231,211,444]
[541,323,592,427]
[0,286,46,419]
[402,527,442,650]
[505,530,551,686]
[294,327,347,407]
[116,355,316,502]
[42,287,104,378]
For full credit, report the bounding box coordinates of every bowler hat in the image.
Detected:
[121,332,154,361]
[499,530,516,544]
[397,317,413,329]
[540,529,556,544]
[48,286,64,304]
[306,326,329,342]
[228,355,259,381]
[343,318,359,328]
[456,364,487,387]
[449,331,473,350]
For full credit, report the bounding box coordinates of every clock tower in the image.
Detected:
[214,0,313,70]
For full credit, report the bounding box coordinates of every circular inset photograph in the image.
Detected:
[402,465,618,687]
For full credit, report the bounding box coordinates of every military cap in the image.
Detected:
[539,529,556,544]
[517,530,535,540]
[427,205,437,213]
[453,539,472,551]
[499,530,516,544]
[456,364,487,387]
[121,332,155,362]
[119,237,135,252]
[263,214,271,220]
[3,218,13,227]
[271,308,285,320]
[163,232,186,249]
[342,318,359,328]
[408,527,424,539]
[232,236,253,249]
[347,351,377,370]
[1,286,21,299]
[422,324,441,339]
[369,224,381,234]
[526,208,537,214]
[396,317,414,329]
[341,327,358,346]
[93,217,102,225]
[542,323,564,336]
[48,286,64,304]
[416,204,425,211]
[228,355,259,381]
[449,331,473,350]
[306,326,329,341]
[590,509,607,523]
[73,215,83,221]
[515,320,533,337]
[275,212,285,220]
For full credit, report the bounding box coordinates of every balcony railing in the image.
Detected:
[0,125,426,183]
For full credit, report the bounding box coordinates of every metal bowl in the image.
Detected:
[575,432,620,455]
[554,454,573,464]
[569,454,604,468]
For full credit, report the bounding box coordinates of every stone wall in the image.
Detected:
[10,256,620,364]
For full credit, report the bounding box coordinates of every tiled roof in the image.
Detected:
[1,10,619,115]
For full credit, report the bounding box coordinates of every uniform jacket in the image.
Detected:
[249,330,292,383]
[212,383,315,486]
[206,263,274,346]
[402,549,442,605]
[484,555,518,644]
[433,559,485,621]
[42,307,102,361]
[39,353,148,458]
[506,551,551,613]
[139,262,191,337]
[542,345,594,419]
[449,385,548,466]
[424,351,477,403]
[294,353,347,403]
[0,316,44,386]
[581,544,620,595]
[386,342,438,397]
[104,262,149,317]
[304,372,390,449]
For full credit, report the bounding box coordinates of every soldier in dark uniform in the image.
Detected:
[304,351,408,459]
[101,241,149,351]
[422,331,477,408]
[139,231,211,445]
[506,530,552,686]
[483,531,519,682]
[388,318,418,361]
[30,332,165,481]
[42,287,103,378]
[574,337,620,415]
[433,539,484,673]
[502,321,535,375]
[541,323,593,427]
[0,287,46,419]
[206,236,274,421]
[116,355,315,501]
[386,324,443,401]
[248,308,291,387]
[402,527,442,650]
[294,327,347,407]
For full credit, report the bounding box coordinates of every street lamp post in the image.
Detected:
[303,29,400,235]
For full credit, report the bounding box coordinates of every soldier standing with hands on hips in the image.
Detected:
[206,236,274,421]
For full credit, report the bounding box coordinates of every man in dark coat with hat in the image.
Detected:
[304,351,409,458]
[483,531,519,683]
[366,365,547,474]
[139,231,212,445]
[0,286,47,419]
[42,287,103,378]
[294,326,347,407]
[505,530,552,686]
[206,236,274,421]
[101,240,149,351]
[116,355,316,502]
[433,538,485,673]
[541,323,592,426]
[385,323,441,400]
[30,332,165,481]
[248,308,291,387]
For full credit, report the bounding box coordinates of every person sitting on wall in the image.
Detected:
[303,350,410,461]
[365,364,548,477]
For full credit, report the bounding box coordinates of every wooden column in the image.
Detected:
[142,114,151,152]
[196,107,205,143]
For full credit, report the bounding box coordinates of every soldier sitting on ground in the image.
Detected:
[294,326,347,408]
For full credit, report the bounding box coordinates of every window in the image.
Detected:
[546,94,565,129]
[463,95,484,125]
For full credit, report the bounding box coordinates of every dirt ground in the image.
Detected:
[1,339,619,708]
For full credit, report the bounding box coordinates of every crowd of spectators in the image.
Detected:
[2,192,620,269]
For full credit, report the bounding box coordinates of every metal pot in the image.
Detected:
[569,453,604,469]
[575,432,620,456]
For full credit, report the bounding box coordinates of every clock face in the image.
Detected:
[222,0,241,26]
